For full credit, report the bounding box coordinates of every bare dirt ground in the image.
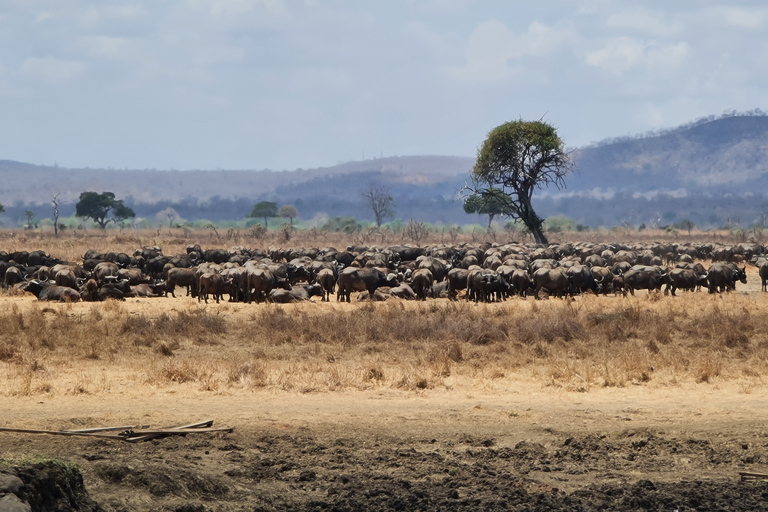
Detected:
[3,265,768,510]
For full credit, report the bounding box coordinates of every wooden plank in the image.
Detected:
[125,427,232,436]
[0,427,126,439]
[63,425,144,433]
[740,471,768,481]
[123,420,216,443]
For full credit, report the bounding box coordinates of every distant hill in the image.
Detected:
[3,113,768,229]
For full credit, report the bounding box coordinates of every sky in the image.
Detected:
[1,0,767,172]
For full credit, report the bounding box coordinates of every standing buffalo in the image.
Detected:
[410,268,434,300]
[336,267,397,303]
[315,268,336,302]
[532,267,571,299]
[622,266,669,296]
[706,262,746,293]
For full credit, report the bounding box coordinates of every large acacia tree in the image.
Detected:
[76,191,135,229]
[468,119,573,244]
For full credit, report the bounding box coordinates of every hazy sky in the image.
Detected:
[2,1,766,171]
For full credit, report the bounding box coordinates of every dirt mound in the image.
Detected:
[1,460,103,512]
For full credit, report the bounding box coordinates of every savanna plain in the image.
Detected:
[3,231,768,511]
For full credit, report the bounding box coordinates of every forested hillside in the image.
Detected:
[3,113,768,229]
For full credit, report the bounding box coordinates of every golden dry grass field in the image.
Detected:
[2,230,768,511]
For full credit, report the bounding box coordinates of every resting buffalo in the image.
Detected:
[54,269,79,290]
[336,267,397,303]
[24,280,81,302]
[97,280,130,301]
[268,283,324,303]
[707,262,746,293]
[125,282,166,298]
[92,261,120,283]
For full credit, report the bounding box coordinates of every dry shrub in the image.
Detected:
[227,359,267,388]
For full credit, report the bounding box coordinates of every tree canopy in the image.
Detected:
[362,183,395,227]
[75,191,136,229]
[469,119,573,244]
[278,204,298,226]
[249,201,278,227]
[0,203,4,214]
[463,188,514,228]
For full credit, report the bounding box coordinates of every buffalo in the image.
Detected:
[24,280,81,302]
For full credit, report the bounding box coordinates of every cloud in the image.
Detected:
[708,6,768,29]
[194,45,247,66]
[585,37,644,74]
[20,57,86,86]
[448,20,573,82]
[77,36,133,59]
[188,0,285,16]
[605,11,680,36]
[586,38,688,74]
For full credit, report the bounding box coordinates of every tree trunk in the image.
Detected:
[529,223,548,245]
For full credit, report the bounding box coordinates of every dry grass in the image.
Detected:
[1,291,767,397]
[1,229,766,397]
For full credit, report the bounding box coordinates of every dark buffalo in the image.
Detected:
[467,269,508,303]
[268,283,324,303]
[707,262,746,293]
[246,268,291,303]
[509,269,535,298]
[315,268,336,302]
[336,267,397,303]
[446,268,470,300]
[761,262,768,292]
[198,272,229,304]
[532,267,570,299]
[4,266,24,287]
[24,280,81,302]
[165,267,198,298]
[54,269,79,290]
[92,262,120,283]
[125,281,166,298]
[97,280,130,301]
[566,264,600,295]
[411,268,433,300]
[622,266,669,296]
[665,268,700,296]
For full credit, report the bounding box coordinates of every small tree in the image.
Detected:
[248,201,278,227]
[0,203,5,214]
[75,191,136,229]
[156,206,180,228]
[463,189,513,229]
[24,210,35,229]
[51,193,65,237]
[677,219,695,236]
[278,204,298,227]
[362,183,395,227]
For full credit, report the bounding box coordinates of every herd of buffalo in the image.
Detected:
[1,240,765,304]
